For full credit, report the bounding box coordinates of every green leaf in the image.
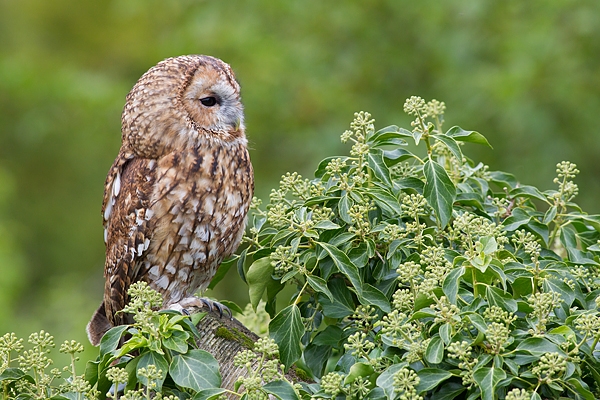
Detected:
[162,330,190,353]
[442,266,465,304]
[306,275,333,301]
[439,322,452,344]
[473,367,505,400]
[424,336,444,364]
[263,380,300,400]
[429,382,466,400]
[566,377,596,400]
[542,278,575,307]
[368,150,393,187]
[0,368,26,382]
[382,148,416,165]
[304,343,332,378]
[359,283,391,312]
[312,325,343,347]
[99,325,128,358]
[502,208,531,231]
[319,278,355,318]
[467,313,487,334]
[509,185,548,202]
[136,351,168,391]
[313,220,341,230]
[376,363,408,399]
[317,241,362,294]
[365,187,403,216]
[516,337,563,356]
[236,247,248,283]
[416,368,453,392]
[543,205,558,224]
[247,257,275,310]
[486,286,517,313]
[423,159,456,228]
[192,388,227,400]
[345,362,375,384]
[338,194,353,224]
[170,349,221,391]
[315,156,349,178]
[432,134,463,162]
[446,126,492,148]
[269,304,303,368]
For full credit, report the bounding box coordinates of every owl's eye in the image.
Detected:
[200,96,218,107]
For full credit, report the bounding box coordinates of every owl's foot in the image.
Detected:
[168,296,232,319]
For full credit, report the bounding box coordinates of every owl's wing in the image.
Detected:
[101,153,156,326]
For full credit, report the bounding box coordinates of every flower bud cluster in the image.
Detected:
[393,368,422,400]
[447,341,478,387]
[531,352,567,383]
[344,332,375,359]
[528,292,562,336]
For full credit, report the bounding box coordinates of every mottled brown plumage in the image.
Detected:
[87,55,254,345]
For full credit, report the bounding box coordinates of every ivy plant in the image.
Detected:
[239,97,600,399]
[2,96,600,400]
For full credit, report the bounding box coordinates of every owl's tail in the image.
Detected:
[86,302,112,346]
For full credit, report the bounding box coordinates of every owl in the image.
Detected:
[86,55,254,346]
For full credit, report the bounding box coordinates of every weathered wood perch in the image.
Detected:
[192,307,308,398]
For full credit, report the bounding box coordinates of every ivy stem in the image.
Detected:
[591,335,600,354]
[471,266,479,298]
[293,280,310,305]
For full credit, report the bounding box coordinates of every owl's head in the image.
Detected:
[121,55,246,157]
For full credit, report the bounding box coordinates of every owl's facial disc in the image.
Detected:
[182,65,244,136]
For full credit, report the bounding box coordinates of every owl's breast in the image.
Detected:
[142,141,253,304]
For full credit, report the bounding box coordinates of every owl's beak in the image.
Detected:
[233,117,242,132]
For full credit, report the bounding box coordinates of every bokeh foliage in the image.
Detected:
[0,0,599,364]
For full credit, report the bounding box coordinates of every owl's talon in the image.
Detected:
[169,296,232,319]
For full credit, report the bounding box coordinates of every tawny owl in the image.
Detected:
[86,55,254,346]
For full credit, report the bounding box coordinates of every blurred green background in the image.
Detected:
[1,0,599,364]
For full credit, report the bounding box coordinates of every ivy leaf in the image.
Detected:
[192,388,227,400]
[319,278,355,318]
[368,150,393,187]
[432,134,463,162]
[376,363,408,399]
[317,241,362,294]
[473,367,506,400]
[485,286,518,313]
[424,336,444,364]
[269,304,303,368]
[304,344,332,378]
[338,194,353,224]
[516,337,564,356]
[313,220,341,230]
[359,283,391,312]
[162,330,190,354]
[137,351,168,391]
[345,362,375,384]
[306,275,333,302]
[0,368,27,383]
[509,185,548,202]
[247,257,275,310]
[365,187,403,216]
[423,159,456,228]
[99,325,129,358]
[446,126,492,148]
[170,349,221,391]
[565,378,596,400]
[416,368,453,392]
[442,266,465,305]
[263,380,300,400]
